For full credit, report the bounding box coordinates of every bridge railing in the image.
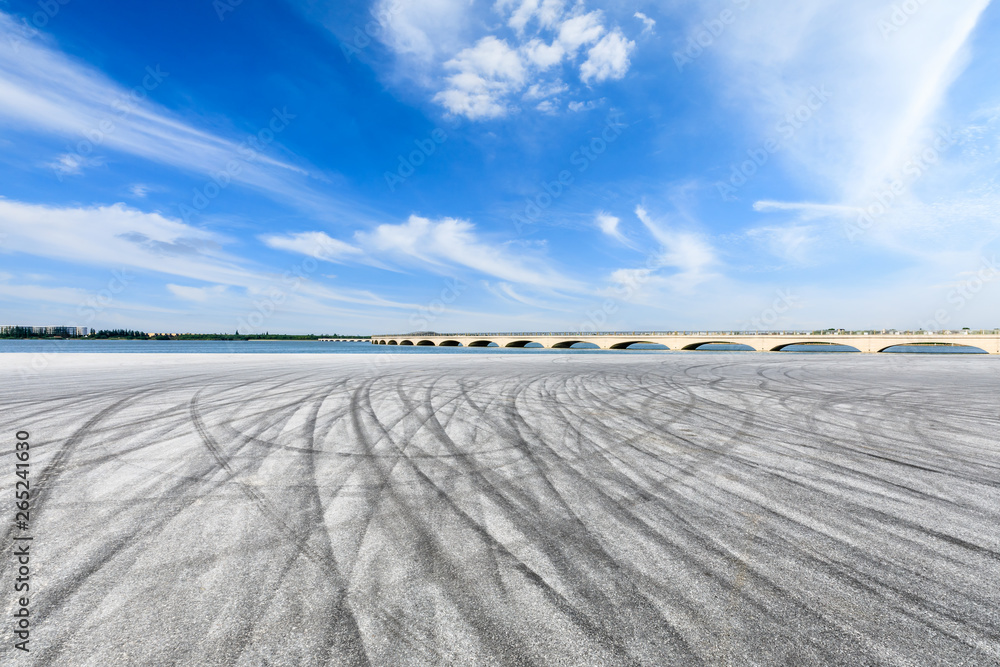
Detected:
[371,331,815,337]
[370,330,1000,338]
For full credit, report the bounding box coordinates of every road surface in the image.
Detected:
[1,353,998,665]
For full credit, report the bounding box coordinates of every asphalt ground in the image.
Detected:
[1,353,998,665]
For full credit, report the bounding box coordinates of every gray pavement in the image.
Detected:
[1,353,998,665]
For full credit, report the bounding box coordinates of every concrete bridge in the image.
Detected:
[370,332,1000,354]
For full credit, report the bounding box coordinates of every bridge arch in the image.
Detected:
[399,340,413,345]
[387,340,398,345]
[878,342,988,354]
[438,340,462,347]
[505,340,542,348]
[416,340,436,346]
[609,341,668,350]
[550,340,600,349]
[466,340,494,347]
[378,340,386,345]
[681,341,756,351]
[770,342,860,353]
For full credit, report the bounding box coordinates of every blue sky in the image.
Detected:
[1,0,998,334]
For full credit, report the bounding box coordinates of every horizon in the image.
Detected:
[2,1,999,332]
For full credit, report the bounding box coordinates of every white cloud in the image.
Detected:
[536,99,558,113]
[634,12,655,34]
[434,36,526,119]
[129,184,150,198]
[522,38,565,69]
[0,198,415,312]
[595,211,631,246]
[568,99,600,112]
[752,200,859,217]
[0,199,229,275]
[0,11,360,222]
[557,11,605,54]
[704,0,998,292]
[536,0,566,29]
[580,29,634,84]
[0,280,178,314]
[505,0,540,33]
[0,12,299,178]
[46,152,101,176]
[505,0,537,33]
[373,0,473,64]
[366,1,638,120]
[498,0,566,33]
[634,205,718,290]
[746,225,820,265]
[596,212,619,235]
[710,1,991,204]
[0,197,589,320]
[261,231,363,262]
[484,280,567,310]
[357,215,582,291]
[264,214,582,292]
[608,267,651,289]
[523,80,568,100]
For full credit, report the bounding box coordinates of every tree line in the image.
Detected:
[89,331,357,341]
[1,328,364,340]
[89,329,149,339]
[0,327,50,339]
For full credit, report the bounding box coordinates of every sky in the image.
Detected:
[0,0,998,334]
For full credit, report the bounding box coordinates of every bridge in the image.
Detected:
[369,332,1000,354]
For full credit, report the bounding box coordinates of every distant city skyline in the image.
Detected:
[1,1,998,333]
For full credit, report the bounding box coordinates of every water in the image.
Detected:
[0,339,989,354]
[0,340,645,355]
[883,346,986,354]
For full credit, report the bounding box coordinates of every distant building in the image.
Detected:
[0,326,89,337]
